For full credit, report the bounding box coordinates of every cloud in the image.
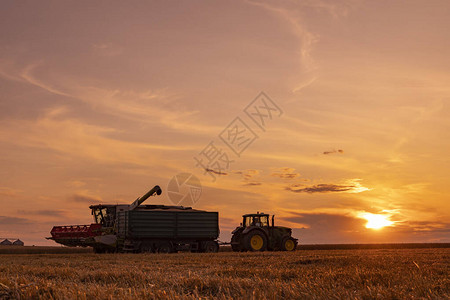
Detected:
[66,180,86,188]
[0,187,21,197]
[205,168,228,176]
[245,0,319,93]
[70,192,103,204]
[323,149,344,155]
[281,212,366,243]
[395,220,450,233]
[232,169,262,186]
[243,182,262,186]
[287,183,352,193]
[17,210,68,218]
[92,42,123,57]
[233,169,260,179]
[0,108,194,169]
[271,167,299,179]
[7,61,221,135]
[281,210,450,243]
[284,212,363,229]
[0,216,31,225]
[286,179,370,193]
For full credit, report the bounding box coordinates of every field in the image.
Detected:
[0,247,448,299]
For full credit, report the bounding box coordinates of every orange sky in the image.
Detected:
[0,0,449,245]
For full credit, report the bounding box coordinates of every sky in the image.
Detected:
[0,0,449,245]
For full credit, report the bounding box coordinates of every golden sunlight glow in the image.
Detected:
[360,213,394,230]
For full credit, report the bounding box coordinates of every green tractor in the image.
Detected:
[231,212,298,252]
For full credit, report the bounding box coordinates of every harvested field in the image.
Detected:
[0,248,448,299]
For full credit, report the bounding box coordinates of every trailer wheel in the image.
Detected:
[157,242,173,253]
[204,241,219,253]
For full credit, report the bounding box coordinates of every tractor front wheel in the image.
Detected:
[281,237,297,251]
[245,231,267,251]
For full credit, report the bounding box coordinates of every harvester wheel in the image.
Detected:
[93,246,106,254]
[245,231,267,251]
[281,237,297,251]
[204,241,219,253]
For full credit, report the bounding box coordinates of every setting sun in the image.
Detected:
[360,213,394,230]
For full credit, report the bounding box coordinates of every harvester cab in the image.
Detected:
[231,212,298,252]
[90,205,127,228]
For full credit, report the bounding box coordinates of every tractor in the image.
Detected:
[231,212,297,252]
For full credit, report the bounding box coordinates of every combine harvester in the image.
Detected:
[48,186,219,253]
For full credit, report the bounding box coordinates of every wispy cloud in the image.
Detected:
[92,42,123,57]
[286,179,370,193]
[233,169,260,179]
[205,168,228,176]
[17,209,68,218]
[246,0,318,92]
[0,61,221,135]
[70,192,103,204]
[271,167,300,179]
[323,149,344,155]
[232,169,262,186]
[0,216,31,225]
[66,180,87,188]
[0,187,22,197]
[243,182,262,186]
[0,107,194,169]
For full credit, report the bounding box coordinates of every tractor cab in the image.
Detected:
[242,213,272,228]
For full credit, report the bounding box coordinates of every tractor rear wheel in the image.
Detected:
[245,231,267,251]
[281,237,297,251]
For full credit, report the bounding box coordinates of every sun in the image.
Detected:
[360,213,394,230]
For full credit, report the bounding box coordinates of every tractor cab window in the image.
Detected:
[244,215,269,227]
[260,215,269,227]
[244,217,252,227]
